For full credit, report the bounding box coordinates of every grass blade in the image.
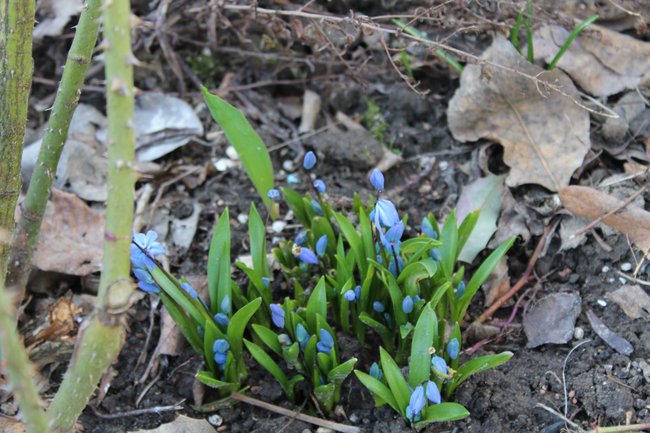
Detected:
[548,15,599,70]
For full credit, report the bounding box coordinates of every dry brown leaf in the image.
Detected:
[448,37,590,191]
[32,189,104,275]
[534,25,650,97]
[0,417,26,433]
[559,186,650,254]
[606,285,650,320]
[129,415,217,433]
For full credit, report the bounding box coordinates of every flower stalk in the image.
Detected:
[6,0,103,306]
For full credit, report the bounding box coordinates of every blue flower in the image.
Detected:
[413,295,421,303]
[369,362,383,381]
[303,151,317,170]
[316,329,334,354]
[213,339,230,366]
[388,255,404,278]
[270,304,285,328]
[294,230,307,246]
[220,295,231,315]
[133,268,159,293]
[316,235,328,256]
[309,199,323,215]
[214,313,230,327]
[214,352,228,366]
[429,248,441,261]
[295,324,309,350]
[373,301,385,313]
[447,338,460,360]
[261,277,270,288]
[406,385,425,421]
[181,282,198,299]
[381,220,404,253]
[343,289,356,302]
[456,281,466,298]
[421,217,437,239]
[313,179,326,193]
[293,246,318,264]
[278,334,292,346]
[373,199,400,228]
[402,295,414,314]
[426,381,441,404]
[131,230,166,270]
[369,168,384,191]
[431,356,448,375]
[354,285,361,300]
[267,188,281,201]
[287,173,300,184]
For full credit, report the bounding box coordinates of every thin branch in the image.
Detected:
[90,400,184,419]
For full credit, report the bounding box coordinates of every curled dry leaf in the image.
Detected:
[533,25,650,98]
[605,285,650,320]
[447,37,590,191]
[129,415,217,433]
[31,189,104,275]
[586,309,634,356]
[559,186,650,255]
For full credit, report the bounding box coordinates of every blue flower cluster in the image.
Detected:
[214,295,231,327]
[130,231,166,293]
[213,339,230,368]
[405,380,442,422]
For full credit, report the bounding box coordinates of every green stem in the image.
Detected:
[46,0,136,430]
[0,279,51,433]
[6,0,103,306]
[589,424,650,433]
[0,0,34,280]
[547,15,598,70]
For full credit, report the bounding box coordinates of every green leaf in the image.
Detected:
[202,87,276,216]
[379,347,410,415]
[408,303,436,387]
[548,14,599,70]
[151,266,208,325]
[359,207,375,262]
[195,370,236,392]
[306,277,327,331]
[312,216,336,256]
[457,237,516,322]
[457,210,479,259]
[359,313,392,348]
[208,208,231,314]
[456,175,504,263]
[354,370,400,413]
[251,324,282,356]
[235,263,271,307]
[397,259,437,296]
[248,203,269,277]
[376,268,407,326]
[328,358,357,385]
[447,352,513,395]
[439,211,458,277]
[204,321,224,374]
[159,292,203,354]
[228,298,262,362]
[333,211,367,276]
[314,383,336,412]
[415,402,469,428]
[244,339,294,400]
[281,188,310,227]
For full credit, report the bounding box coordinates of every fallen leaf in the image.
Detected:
[171,202,202,251]
[524,292,581,348]
[601,91,647,143]
[483,257,511,307]
[533,24,650,98]
[33,0,83,40]
[559,186,650,254]
[490,187,532,247]
[32,189,104,275]
[129,415,217,433]
[605,285,650,320]
[586,309,634,355]
[456,175,504,262]
[0,417,26,433]
[447,37,590,191]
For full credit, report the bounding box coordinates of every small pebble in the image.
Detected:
[439,161,449,170]
[301,430,312,433]
[208,414,223,426]
[287,173,300,184]
[237,214,248,224]
[316,428,335,433]
[574,327,584,340]
[226,145,239,160]
[601,266,610,273]
[349,413,359,424]
[597,299,607,307]
[282,160,295,171]
[215,158,236,172]
[620,262,633,272]
[618,277,627,285]
[271,221,286,233]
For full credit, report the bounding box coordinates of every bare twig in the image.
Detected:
[90,400,184,419]
[230,392,360,433]
[379,37,428,96]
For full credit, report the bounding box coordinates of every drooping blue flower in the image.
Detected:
[456,281,466,299]
[181,282,198,299]
[343,290,356,302]
[316,235,328,256]
[267,188,281,202]
[316,329,334,354]
[303,151,317,170]
[287,173,300,184]
[131,230,166,270]
[382,220,404,253]
[278,334,292,346]
[431,356,448,375]
[369,362,383,381]
[447,338,460,360]
[213,339,230,366]
[406,385,425,421]
[413,295,421,303]
[220,295,231,315]
[421,217,437,239]
[402,295,414,314]
[294,230,307,246]
[313,179,326,193]
[309,199,323,215]
[293,246,318,264]
[373,301,385,313]
[295,323,309,350]
[369,168,385,191]
[270,304,285,328]
[426,380,441,404]
[214,313,230,327]
[214,352,228,366]
[354,285,361,300]
[373,199,400,228]
[388,255,404,278]
[261,277,270,288]
[133,268,160,293]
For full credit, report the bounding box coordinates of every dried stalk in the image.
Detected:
[46,0,136,430]
[6,0,103,307]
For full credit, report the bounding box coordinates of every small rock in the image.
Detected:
[597,299,608,307]
[602,265,610,273]
[316,428,334,433]
[208,414,223,426]
[287,173,300,184]
[620,262,633,272]
[574,326,584,340]
[349,413,359,424]
[618,277,627,285]
[439,161,449,170]
[214,158,236,172]
[282,160,295,172]
[271,221,286,233]
[524,292,581,348]
[226,145,239,160]
[301,429,312,433]
[237,213,248,224]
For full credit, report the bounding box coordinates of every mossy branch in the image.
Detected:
[6,0,103,306]
[0,0,34,279]
[46,0,136,430]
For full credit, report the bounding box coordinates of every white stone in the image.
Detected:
[208,414,223,426]
[620,262,633,272]
[597,299,607,307]
[237,213,248,224]
[272,220,287,233]
[225,145,239,160]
